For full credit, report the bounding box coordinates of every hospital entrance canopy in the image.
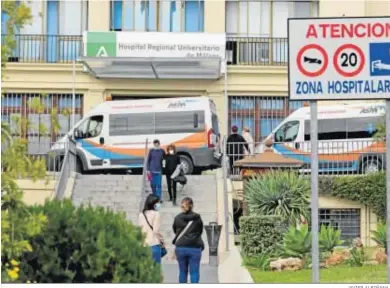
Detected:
[81,31,226,80]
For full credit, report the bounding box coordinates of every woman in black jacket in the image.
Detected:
[172,197,204,283]
[164,144,181,205]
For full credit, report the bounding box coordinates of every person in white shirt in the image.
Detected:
[242,127,254,156]
[138,194,165,264]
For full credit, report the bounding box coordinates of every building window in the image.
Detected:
[228,96,306,142]
[46,0,88,62]
[309,209,361,241]
[1,93,83,155]
[226,0,318,64]
[110,0,204,32]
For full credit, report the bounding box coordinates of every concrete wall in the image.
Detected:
[230,180,378,247]
[320,0,390,17]
[17,179,56,206]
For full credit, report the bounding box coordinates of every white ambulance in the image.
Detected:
[49,97,221,174]
[264,103,386,174]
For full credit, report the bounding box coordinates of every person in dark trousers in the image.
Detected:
[172,197,204,283]
[163,144,181,206]
[226,126,248,172]
[147,139,165,200]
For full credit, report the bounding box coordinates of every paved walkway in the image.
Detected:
[162,264,218,283]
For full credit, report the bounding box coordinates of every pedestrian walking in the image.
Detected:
[242,127,254,155]
[163,144,181,206]
[147,139,165,200]
[138,194,167,264]
[172,197,204,283]
[226,126,248,172]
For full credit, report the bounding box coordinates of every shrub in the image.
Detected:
[319,172,386,220]
[240,215,283,258]
[346,247,365,267]
[19,200,161,283]
[280,224,311,264]
[319,225,344,253]
[245,171,310,225]
[371,222,387,252]
[242,252,272,271]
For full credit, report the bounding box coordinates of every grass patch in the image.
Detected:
[250,265,386,283]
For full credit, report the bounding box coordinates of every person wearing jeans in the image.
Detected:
[147,139,165,200]
[138,194,164,264]
[172,197,204,283]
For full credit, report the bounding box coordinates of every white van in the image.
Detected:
[49,97,221,174]
[264,103,386,174]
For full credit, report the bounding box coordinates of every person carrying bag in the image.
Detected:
[171,197,204,283]
[138,194,166,264]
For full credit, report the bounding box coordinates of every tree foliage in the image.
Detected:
[1,3,46,282]
[1,0,32,77]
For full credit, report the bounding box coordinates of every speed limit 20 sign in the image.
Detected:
[288,16,390,100]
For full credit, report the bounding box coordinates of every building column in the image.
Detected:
[88,0,110,31]
[319,0,366,16]
[84,89,105,114]
[204,0,225,33]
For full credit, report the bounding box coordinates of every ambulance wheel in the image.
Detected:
[361,157,382,174]
[179,154,194,175]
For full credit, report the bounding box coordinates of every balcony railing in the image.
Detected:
[2,34,288,66]
[226,36,288,66]
[1,34,83,63]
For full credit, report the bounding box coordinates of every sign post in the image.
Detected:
[288,16,390,283]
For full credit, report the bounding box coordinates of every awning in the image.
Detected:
[79,57,222,80]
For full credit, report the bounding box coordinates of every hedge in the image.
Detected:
[319,172,386,220]
[19,200,161,283]
[240,215,283,257]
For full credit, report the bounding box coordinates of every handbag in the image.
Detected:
[143,212,167,258]
[170,221,193,260]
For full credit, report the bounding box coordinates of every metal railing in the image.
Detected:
[55,137,77,199]
[1,34,82,63]
[226,36,288,66]
[139,138,151,212]
[2,34,289,66]
[226,139,386,178]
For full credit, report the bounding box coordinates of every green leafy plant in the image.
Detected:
[371,222,387,252]
[245,171,310,225]
[281,224,312,264]
[346,247,365,267]
[19,200,162,283]
[319,172,386,220]
[319,225,344,253]
[1,1,32,78]
[243,252,272,271]
[239,215,283,258]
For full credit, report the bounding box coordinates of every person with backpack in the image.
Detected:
[172,197,204,283]
[147,139,165,200]
[138,194,167,264]
[163,144,181,206]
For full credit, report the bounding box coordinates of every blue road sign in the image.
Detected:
[370,42,390,77]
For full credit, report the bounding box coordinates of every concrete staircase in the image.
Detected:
[71,174,218,265]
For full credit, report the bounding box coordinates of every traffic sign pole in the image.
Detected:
[310,101,320,283]
[386,100,390,283]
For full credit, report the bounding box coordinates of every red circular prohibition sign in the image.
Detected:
[296,44,328,77]
[333,44,365,78]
